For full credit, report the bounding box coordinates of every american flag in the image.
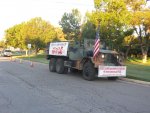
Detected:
[93,28,100,58]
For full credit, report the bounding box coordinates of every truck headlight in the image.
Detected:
[117,55,119,59]
[101,54,104,58]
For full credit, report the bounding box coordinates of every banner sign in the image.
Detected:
[49,42,69,56]
[98,66,126,77]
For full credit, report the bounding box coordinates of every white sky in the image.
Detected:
[0,0,94,40]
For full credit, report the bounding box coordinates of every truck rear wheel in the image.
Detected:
[49,58,56,72]
[83,61,96,81]
[56,59,68,74]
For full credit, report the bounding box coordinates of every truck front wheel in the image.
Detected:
[83,61,96,81]
[49,58,56,72]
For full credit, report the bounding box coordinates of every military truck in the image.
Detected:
[46,39,126,81]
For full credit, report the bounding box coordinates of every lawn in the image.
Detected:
[126,58,150,82]
[16,54,49,64]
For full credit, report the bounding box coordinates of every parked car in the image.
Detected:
[1,49,12,57]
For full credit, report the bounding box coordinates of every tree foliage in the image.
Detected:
[22,17,57,53]
[5,23,26,49]
[92,0,149,61]
[54,27,66,41]
[81,20,96,40]
[89,0,131,51]
[4,17,62,54]
[127,0,150,62]
[59,9,81,41]
[0,40,5,48]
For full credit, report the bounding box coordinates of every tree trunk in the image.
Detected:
[125,45,131,59]
[141,47,148,63]
[136,26,148,63]
[35,48,40,55]
[142,54,147,63]
[35,49,38,55]
[26,50,28,56]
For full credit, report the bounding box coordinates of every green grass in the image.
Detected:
[12,51,26,56]
[126,57,150,66]
[16,54,49,64]
[126,58,150,82]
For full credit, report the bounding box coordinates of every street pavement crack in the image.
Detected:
[5,70,36,89]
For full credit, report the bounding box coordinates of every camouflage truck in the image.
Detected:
[46,39,126,81]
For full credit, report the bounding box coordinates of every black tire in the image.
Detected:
[49,58,56,72]
[56,59,68,74]
[82,61,96,81]
[108,77,118,80]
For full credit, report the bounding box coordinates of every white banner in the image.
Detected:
[49,42,69,56]
[98,66,126,77]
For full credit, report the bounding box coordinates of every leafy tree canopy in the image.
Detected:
[5,17,60,54]
[59,9,81,41]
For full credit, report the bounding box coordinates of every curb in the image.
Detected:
[119,78,150,86]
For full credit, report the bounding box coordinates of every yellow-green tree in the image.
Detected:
[5,23,25,49]
[91,0,131,51]
[54,27,66,41]
[22,17,57,54]
[127,0,150,62]
[5,17,57,54]
[0,40,5,48]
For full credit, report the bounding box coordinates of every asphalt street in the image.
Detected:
[0,57,150,113]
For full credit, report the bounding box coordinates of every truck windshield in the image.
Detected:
[104,54,118,64]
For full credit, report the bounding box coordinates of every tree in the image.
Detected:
[59,9,81,41]
[92,0,150,60]
[5,23,25,49]
[123,34,136,58]
[81,20,96,40]
[126,0,150,62]
[0,40,5,48]
[55,27,66,41]
[89,0,131,51]
[130,10,150,62]
[22,17,57,54]
[5,17,57,55]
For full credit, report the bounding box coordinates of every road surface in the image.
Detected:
[0,57,150,113]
